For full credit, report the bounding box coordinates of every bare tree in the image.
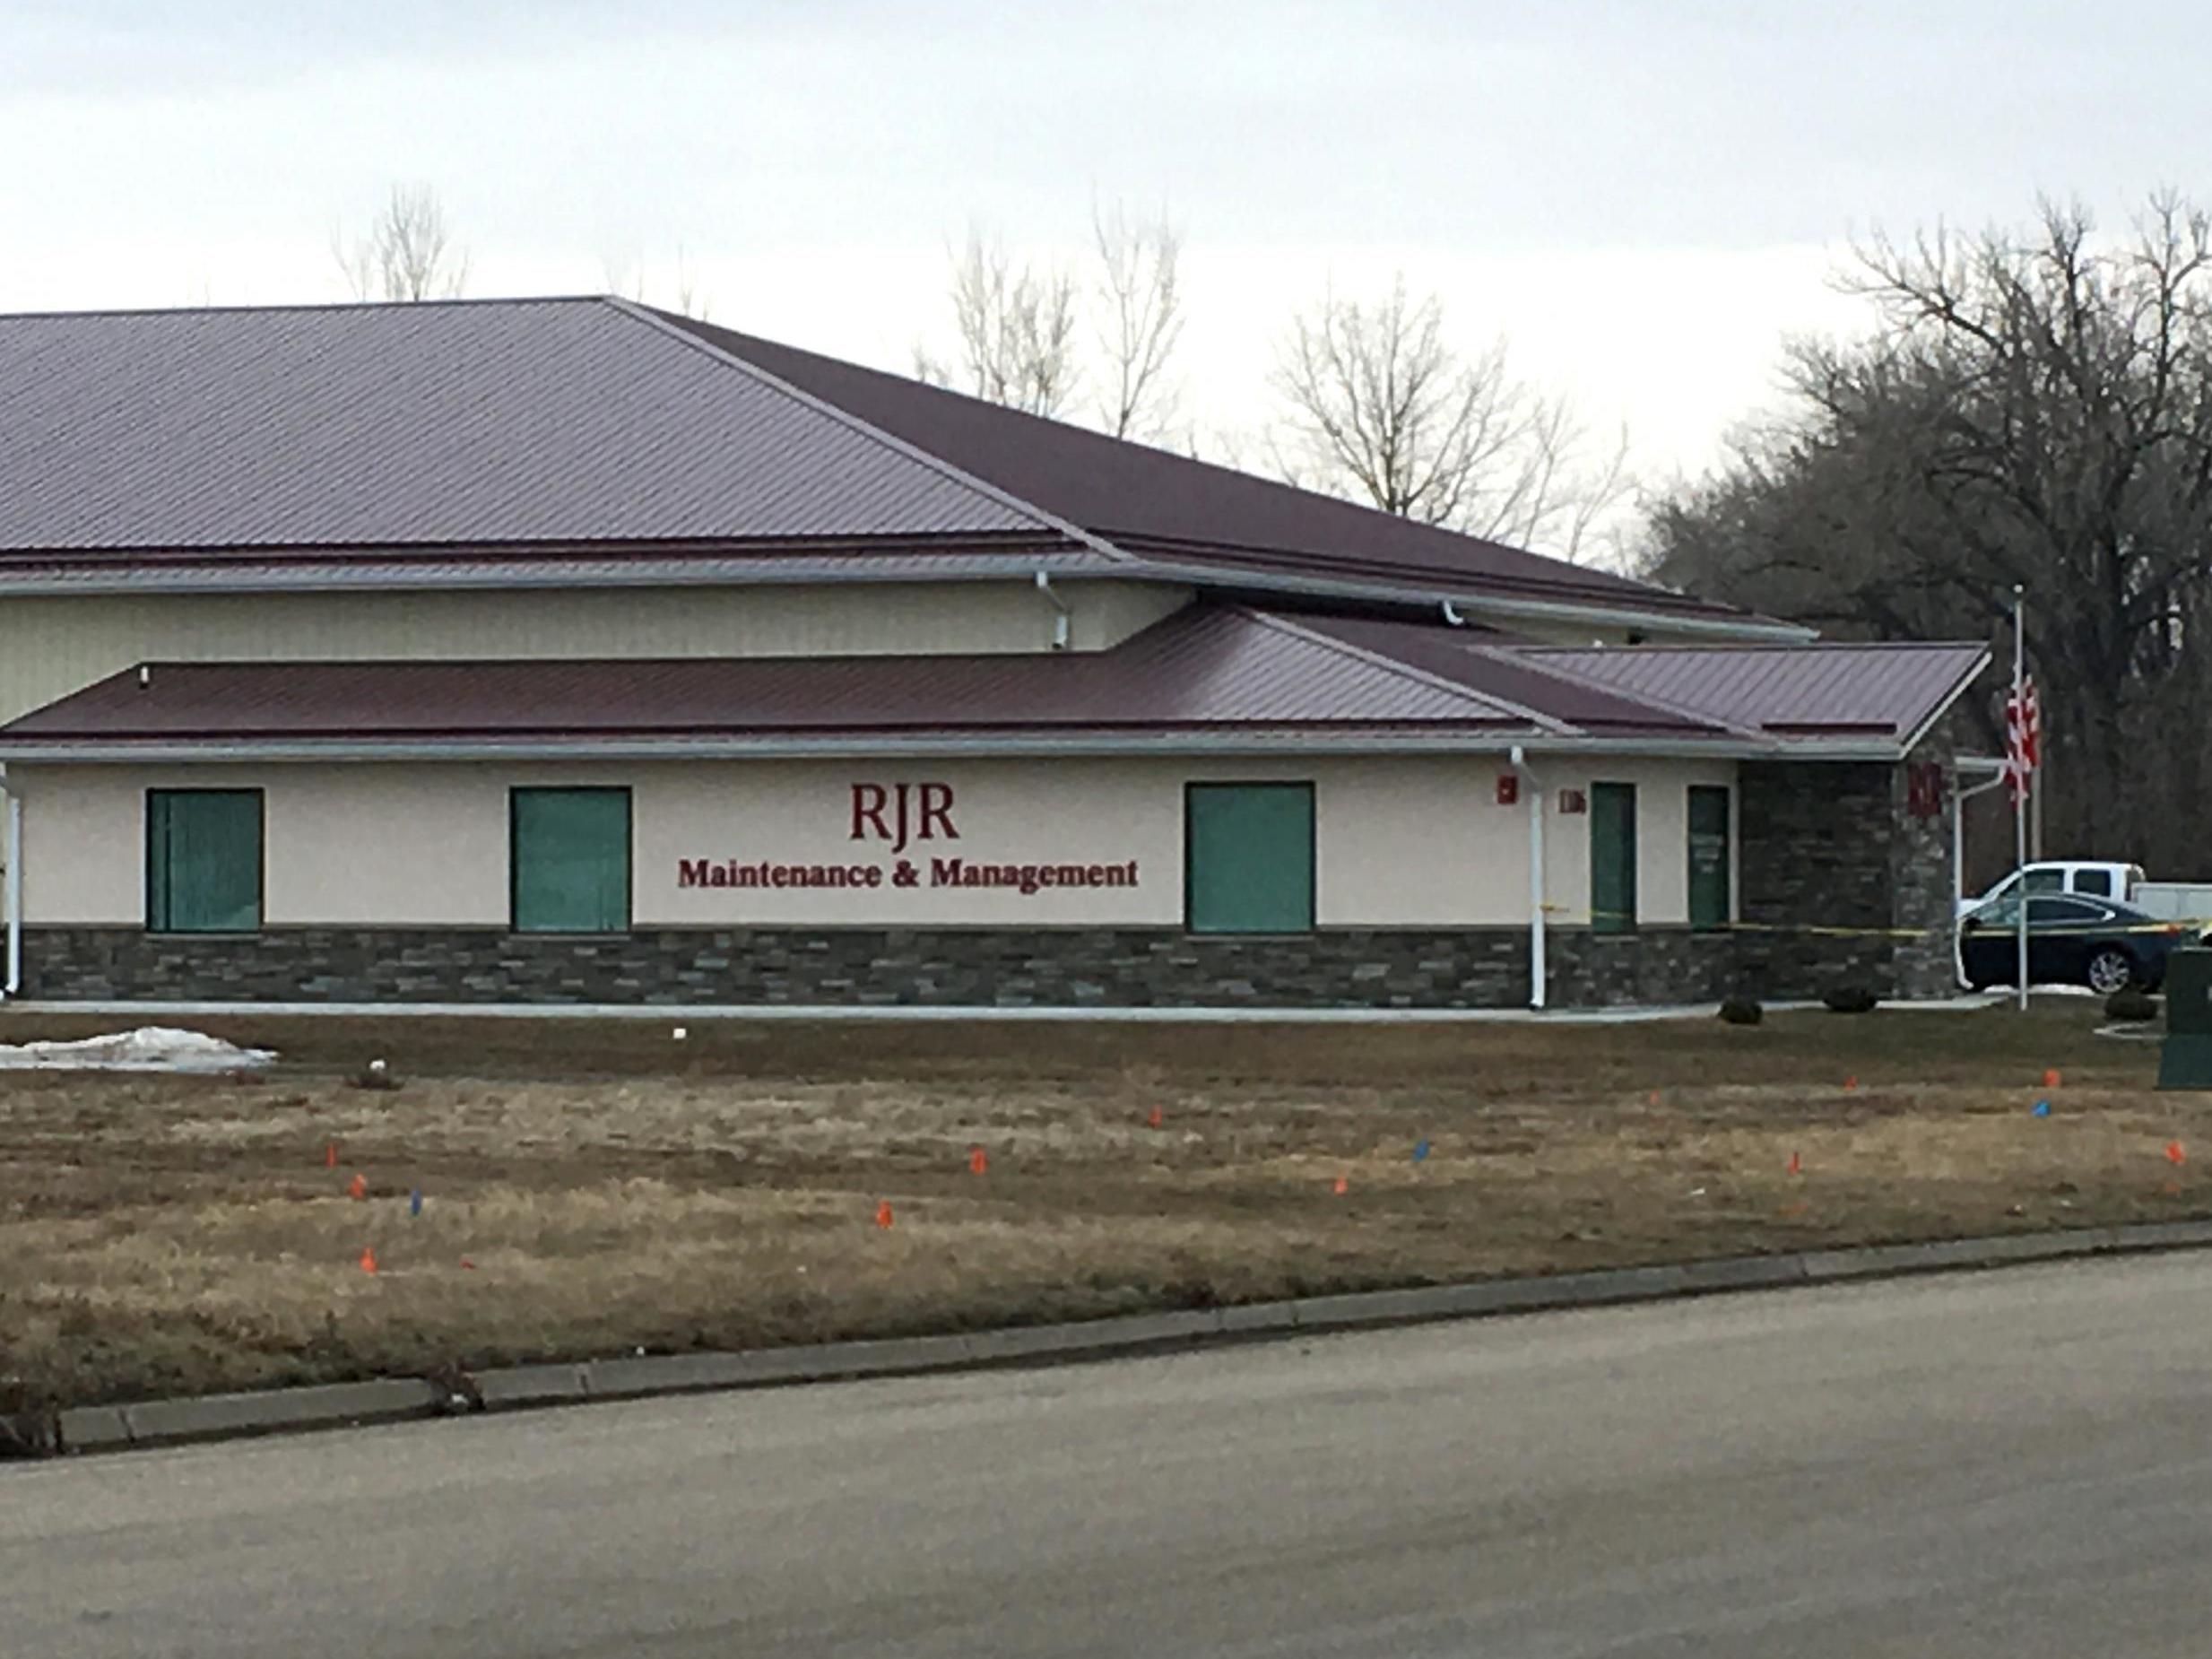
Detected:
[1644,193,2212,869]
[914,230,1080,418]
[1091,201,1184,439]
[1269,276,1631,560]
[669,248,712,322]
[602,246,713,319]
[334,184,469,302]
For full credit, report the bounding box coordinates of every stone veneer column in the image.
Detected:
[1737,720,1965,1001]
[1887,717,1966,1000]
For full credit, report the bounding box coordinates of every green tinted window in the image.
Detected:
[146,790,263,933]
[1185,783,1314,934]
[1687,786,1731,931]
[511,788,630,934]
[1590,781,1637,934]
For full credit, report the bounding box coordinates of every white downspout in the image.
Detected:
[1033,570,1072,651]
[1,769,18,1000]
[1953,756,2008,991]
[1511,744,1546,1010]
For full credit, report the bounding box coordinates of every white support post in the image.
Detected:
[1513,745,1546,1010]
[4,786,19,999]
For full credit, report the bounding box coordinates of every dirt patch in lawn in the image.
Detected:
[1,1002,2204,1410]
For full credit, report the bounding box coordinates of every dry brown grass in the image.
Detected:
[3,1002,2208,1409]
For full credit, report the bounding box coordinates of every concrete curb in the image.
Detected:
[29,1216,2212,1458]
[51,1378,448,1455]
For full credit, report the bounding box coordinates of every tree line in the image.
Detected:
[1644,194,2212,878]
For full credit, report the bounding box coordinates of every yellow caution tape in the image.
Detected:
[1561,908,2212,941]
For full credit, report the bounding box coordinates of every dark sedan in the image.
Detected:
[1959,894,2195,994]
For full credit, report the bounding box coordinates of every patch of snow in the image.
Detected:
[0,1026,274,1073]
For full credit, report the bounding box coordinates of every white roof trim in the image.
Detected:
[0,734,1917,765]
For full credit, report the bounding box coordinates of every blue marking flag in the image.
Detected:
[2032,1101,2051,1117]
[1412,1141,1432,1163]
[410,1187,424,1216]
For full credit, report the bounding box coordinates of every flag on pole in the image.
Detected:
[2003,675,2041,807]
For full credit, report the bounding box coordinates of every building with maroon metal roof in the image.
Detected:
[0,298,1986,1009]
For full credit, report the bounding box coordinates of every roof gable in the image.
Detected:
[1522,642,1991,744]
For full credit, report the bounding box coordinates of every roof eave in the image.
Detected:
[1118,558,1817,643]
[0,732,1911,765]
[0,547,1813,642]
[0,552,1120,599]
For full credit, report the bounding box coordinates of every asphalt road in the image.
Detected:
[10,1254,2212,1658]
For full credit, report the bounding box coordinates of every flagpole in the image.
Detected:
[2014,585,2028,1013]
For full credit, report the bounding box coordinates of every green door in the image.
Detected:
[1185,783,1315,934]
[1590,781,1637,934]
[1687,786,1731,930]
[146,789,263,933]
[510,788,631,933]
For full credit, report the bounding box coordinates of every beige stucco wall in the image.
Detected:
[1527,756,1739,927]
[14,752,1739,932]
[0,580,1193,725]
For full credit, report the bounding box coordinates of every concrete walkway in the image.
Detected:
[0,994,2008,1023]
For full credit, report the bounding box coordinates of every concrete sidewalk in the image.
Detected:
[0,994,2008,1024]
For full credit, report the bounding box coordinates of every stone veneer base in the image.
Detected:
[18,923,1936,1011]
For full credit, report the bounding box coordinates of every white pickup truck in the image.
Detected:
[1958,861,2143,917]
[1958,861,2212,924]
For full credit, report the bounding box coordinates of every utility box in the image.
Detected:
[2157,948,2212,1089]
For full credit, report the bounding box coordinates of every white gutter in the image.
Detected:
[0,734,1929,765]
[0,559,1816,643]
[1,768,18,1000]
[0,555,1126,600]
[1510,744,1547,1010]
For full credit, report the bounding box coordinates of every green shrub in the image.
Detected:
[1823,985,1879,1014]
[1717,995,1764,1026]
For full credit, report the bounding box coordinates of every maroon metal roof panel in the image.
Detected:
[1294,615,1725,734]
[0,295,1774,630]
[0,298,1047,553]
[1522,642,1991,740]
[0,606,1545,743]
[654,311,1753,622]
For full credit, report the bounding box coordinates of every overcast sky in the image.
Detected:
[4,1,2205,485]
